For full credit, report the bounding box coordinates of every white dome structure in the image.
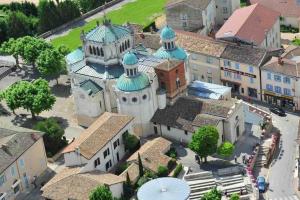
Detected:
[137,177,190,200]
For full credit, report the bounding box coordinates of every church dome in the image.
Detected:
[117,73,150,92]
[161,26,176,40]
[123,52,138,65]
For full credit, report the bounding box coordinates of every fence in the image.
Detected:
[39,0,124,39]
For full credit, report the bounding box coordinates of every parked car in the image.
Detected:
[269,106,286,116]
[257,176,266,193]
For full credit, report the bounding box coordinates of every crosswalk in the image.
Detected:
[269,195,300,200]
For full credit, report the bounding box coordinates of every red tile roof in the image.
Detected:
[250,0,300,18]
[216,3,280,45]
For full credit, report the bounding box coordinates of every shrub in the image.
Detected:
[230,193,240,200]
[122,132,140,153]
[137,176,149,188]
[173,164,183,177]
[166,147,177,159]
[217,141,235,158]
[167,158,177,170]
[157,165,168,177]
[115,163,129,175]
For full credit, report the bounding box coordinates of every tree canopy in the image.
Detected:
[1,78,55,118]
[189,125,219,162]
[201,188,222,200]
[89,185,113,200]
[217,141,235,158]
[230,193,240,200]
[37,48,66,83]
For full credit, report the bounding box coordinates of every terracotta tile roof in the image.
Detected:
[63,112,133,159]
[175,30,227,57]
[216,3,280,45]
[120,162,139,183]
[221,44,267,66]
[151,96,237,132]
[127,137,172,173]
[41,167,124,200]
[261,56,299,77]
[250,0,300,18]
[166,0,212,10]
[134,33,161,50]
[155,60,183,71]
[282,45,300,59]
[0,127,43,173]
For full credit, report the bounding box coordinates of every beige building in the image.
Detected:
[220,45,269,100]
[0,127,47,200]
[151,96,245,144]
[176,30,227,85]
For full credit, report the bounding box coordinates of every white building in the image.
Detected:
[151,96,245,144]
[261,46,300,110]
[62,112,134,172]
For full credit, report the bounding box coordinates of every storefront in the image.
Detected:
[263,90,294,109]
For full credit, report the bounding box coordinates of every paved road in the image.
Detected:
[267,113,299,199]
[45,0,134,41]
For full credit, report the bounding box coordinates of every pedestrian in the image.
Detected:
[32,175,37,188]
[242,154,246,164]
[234,155,238,163]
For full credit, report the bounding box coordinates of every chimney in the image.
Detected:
[278,57,284,65]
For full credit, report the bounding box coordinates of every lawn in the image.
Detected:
[51,0,167,50]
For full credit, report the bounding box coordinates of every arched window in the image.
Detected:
[122,43,125,52]
[125,42,127,50]
[171,42,174,49]
[133,68,137,76]
[89,46,93,54]
[93,46,96,55]
[120,46,122,53]
[127,40,130,48]
[100,48,104,56]
[164,43,167,49]
[96,47,100,56]
[167,42,171,50]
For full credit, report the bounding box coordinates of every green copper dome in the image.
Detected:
[161,26,176,40]
[123,52,138,65]
[117,73,150,92]
[154,46,187,60]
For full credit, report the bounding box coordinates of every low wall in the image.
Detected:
[39,0,123,39]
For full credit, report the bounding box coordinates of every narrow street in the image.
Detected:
[267,113,299,200]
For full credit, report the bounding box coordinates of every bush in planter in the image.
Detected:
[173,164,183,177]
[157,165,168,177]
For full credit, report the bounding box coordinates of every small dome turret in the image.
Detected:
[123,52,138,65]
[160,25,176,41]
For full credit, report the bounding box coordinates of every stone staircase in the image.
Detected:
[255,145,269,167]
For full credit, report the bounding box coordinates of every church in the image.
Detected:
[66,18,188,137]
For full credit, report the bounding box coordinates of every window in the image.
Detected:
[127,40,130,48]
[100,48,104,56]
[224,71,232,78]
[132,97,138,103]
[167,43,171,50]
[223,7,228,14]
[206,56,213,64]
[224,60,231,67]
[266,84,273,91]
[105,160,112,171]
[167,126,170,131]
[184,131,188,135]
[241,88,244,93]
[142,94,147,100]
[122,97,127,102]
[249,77,254,83]
[113,139,120,149]
[0,175,6,186]
[248,66,254,73]
[283,77,291,84]
[93,46,96,55]
[234,73,241,80]
[103,148,110,158]
[284,88,291,96]
[94,158,100,168]
[182,21,187,27]
[19,158,24,168]
[96,47,100,56]
[274,75,281,82]
[89,46,93,54]
[235,63,240,70]
[274,86,282,94]
[11,166,15,177]
[267,72,272,80]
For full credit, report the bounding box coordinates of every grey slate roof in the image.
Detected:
[79,80,103,96]
[151,96,235,132]
[221,44,267,66]
[0,128,43,173]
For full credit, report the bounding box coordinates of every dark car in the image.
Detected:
[269,106,286,116]
[257,176,266,193]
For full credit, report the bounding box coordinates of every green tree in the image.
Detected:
[189,125,219,162]
[123,132,140,153]
[76,0,105,13]
[34,117,67,157]
[7,11,37,38]
[57,44,71,56]
[2,78,55,118]
[89,185,113,200]
[0,38,19,65]
[138,152,144,178]
[157,165,168,177]
[0,18,8,43]
[201,188,222,200]
[57,0,81,24]
[37,48,66,84]
[217,141,235,158]
[38,0,60,33]
[230,193,240,200]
